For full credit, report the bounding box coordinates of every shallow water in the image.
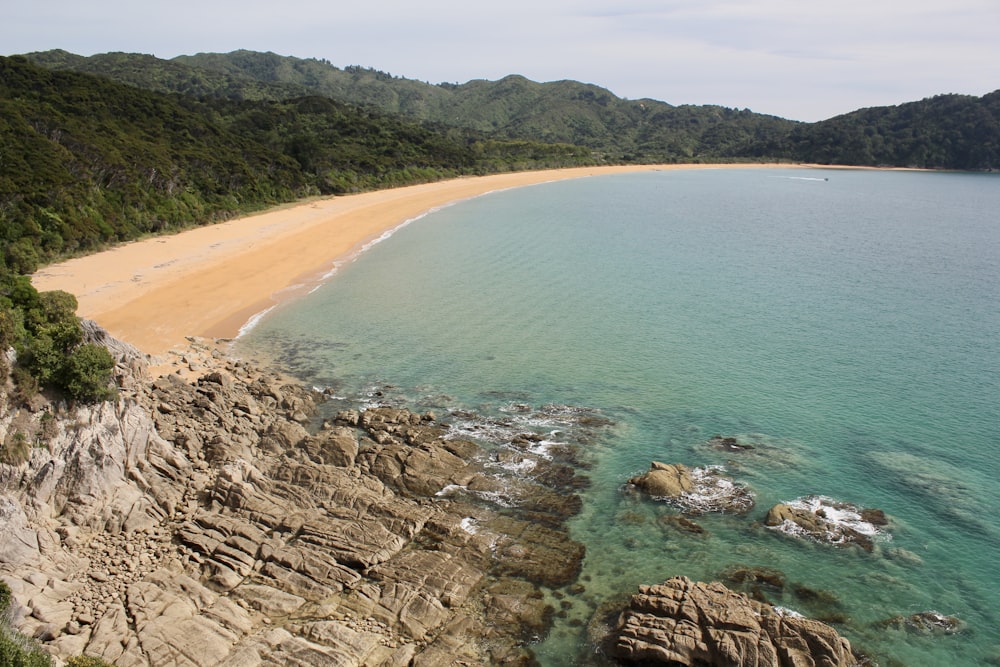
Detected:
[238,168,1000,666]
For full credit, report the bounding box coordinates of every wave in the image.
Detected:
[236,305,277,338]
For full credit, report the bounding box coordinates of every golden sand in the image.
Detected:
[32,164,800,358]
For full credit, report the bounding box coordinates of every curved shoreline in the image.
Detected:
[32,163,801,358]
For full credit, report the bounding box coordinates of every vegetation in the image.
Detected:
[1,55,594,273]
[29,49,999,170]
[64,657,115,667]
[0,269,116,405]
[0,50,995,413]
[0,581,52,667]
[777,92,1000,170]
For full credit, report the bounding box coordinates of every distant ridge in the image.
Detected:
[27,49,1000,170]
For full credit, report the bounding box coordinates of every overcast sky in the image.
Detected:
[4,0,997,122]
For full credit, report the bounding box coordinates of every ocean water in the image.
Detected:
[236,168,1000,666]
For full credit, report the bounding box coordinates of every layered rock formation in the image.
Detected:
[604,576,860,667]
[0,333,587,665]
[1,328,867,667]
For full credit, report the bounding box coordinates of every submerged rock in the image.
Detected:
[875,611,966,635]
[603,575,859,667]
[707,435,755,452]
[628,462,755,514]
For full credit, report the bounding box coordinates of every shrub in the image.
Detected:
[0,581,53,667]
[0,431,31,466]
[0,631,53,667]
[59,343,117,403]
[66,657,115,667]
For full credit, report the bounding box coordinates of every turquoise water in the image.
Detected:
[238,168,1000,666]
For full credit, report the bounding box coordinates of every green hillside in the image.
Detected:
[0,55,593,274]
[781,92,1000,170]
[34,50,802,162]
[31,49,999,170]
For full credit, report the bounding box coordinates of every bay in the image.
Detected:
[238,168,1000,666]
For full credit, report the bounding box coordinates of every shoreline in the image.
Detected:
[32,163,803,361]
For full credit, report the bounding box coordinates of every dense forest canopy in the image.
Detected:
[27,49,1000,171]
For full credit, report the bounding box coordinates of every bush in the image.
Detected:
[0,631,53,667]
[0,272,115,404]
[0,431,31,466]
[0,580,10,614]
[59,343,117,403]
[0,582,53,667]
[66,657,115,667]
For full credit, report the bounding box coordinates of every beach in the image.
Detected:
[32,163,794,359]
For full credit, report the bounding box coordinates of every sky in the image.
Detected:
[3,0,998,122]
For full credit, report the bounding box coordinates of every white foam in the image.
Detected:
[434,483,516,508]
[770,495,891,545]
[787,495,884,537]
[772,606,805,619]
[236,305,277,338]
[667,466,755,514]
[487,456,538,474]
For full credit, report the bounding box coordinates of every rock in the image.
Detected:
[707,436,754,452]
[301,427,359,467]
[629,462,755,514]
[629,462,693,497]
[658,514,706,535]
[719,565,786,592]
[605,576,859,667]
[0,328,595,666]
[875,611,966,635]
[765,496,888,551]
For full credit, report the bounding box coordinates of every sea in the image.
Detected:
[235,167,1000,666]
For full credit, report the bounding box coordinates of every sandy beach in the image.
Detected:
[32,163,798,359]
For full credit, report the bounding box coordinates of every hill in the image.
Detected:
[29,50,1000,170]
[31,49,801,162]
[0,55,593,273]
[781,91,1000,170]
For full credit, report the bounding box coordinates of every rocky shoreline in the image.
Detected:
[1,326,867,666]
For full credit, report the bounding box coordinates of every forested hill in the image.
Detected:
[29,49,802,162]
[26,49,1000,170]
[0,56,592,274]
[782,91,1000,170]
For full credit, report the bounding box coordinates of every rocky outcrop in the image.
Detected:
[627,462,755,514]
[604,576,859,667]
[0,334,590,665]
[765,495,889,552]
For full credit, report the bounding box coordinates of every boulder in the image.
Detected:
[606,576,859,667]
[0,329,596,666]
[629,462,754,514]
[629,461,693,497]
[765,496,888,551]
